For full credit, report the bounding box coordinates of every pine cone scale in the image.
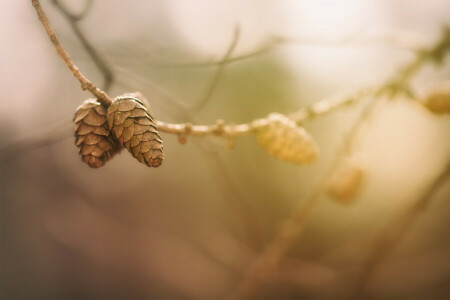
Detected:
[129,109,148,118]
[113,111,132,125]
[117,99,137,111]
[121,126,134,143]
[112,125,124,141]
[130,135,142,147]
[76,124,94,135]
[83,111,107,126]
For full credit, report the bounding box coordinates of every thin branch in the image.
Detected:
[352,159,450,298]
[52,0,92,21]
[203,150,264,250]
[0,122,72,163]
[31,0,112,106]
[193,26,240,111]
[52,0,114,91]
[146,31,425,69]
[230,27,450,300]
[149,45,273,69]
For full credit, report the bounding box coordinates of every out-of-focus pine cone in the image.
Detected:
[326,159,364,204]
[257,113,319,164]
[73,99,121,168]
[422,83,450,114]
[107,94,164,167]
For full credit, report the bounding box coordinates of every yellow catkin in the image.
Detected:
[422,83,450,115]
[326,159,365,204]
[257,113,319,164]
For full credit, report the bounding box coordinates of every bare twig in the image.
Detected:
[53,0,93,20]
[0,121,72,163]
[352,159,450,298]
[146,31,425,69]
[149,45,273,69]
[31,0,112,106]
[203,150,263,250]
[231,26,450,300]
[194,26,240,111]
[52,0,114,91]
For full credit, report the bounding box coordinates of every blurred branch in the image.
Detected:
[0,121,72,163]
[193,26,240,111]
[147,31,426,69]
[231,26,450,300]
[203,150,263,250]
[352,159,450,298]
[52,0,114,91]
[52,0,92,21]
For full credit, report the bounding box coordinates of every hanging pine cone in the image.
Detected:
[107,94,164,167]
[422,83,450,115]
[73,99,121,168]
[256,113,319,164]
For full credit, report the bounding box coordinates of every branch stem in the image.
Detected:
[31,0,112,106]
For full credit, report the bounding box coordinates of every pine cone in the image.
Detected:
[257,113,319,164]
[107,94,164,167]
[73,99,120,168]
[423,83,450,115]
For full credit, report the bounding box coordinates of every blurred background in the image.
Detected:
[1,0,450,299]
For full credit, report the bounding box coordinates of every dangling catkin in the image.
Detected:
[326,159,364,203]
[257,113,319,164]
[73,99,121,168]
[107,94,164,167]
[422,82,450,114]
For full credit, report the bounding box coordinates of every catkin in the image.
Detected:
[73,99,121,168]
[326,159,364,203]
[422,83,450,114]
[107,94,164,167]
[257,113,319,164]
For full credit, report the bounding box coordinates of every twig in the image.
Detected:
[149,45,273,69]
[231,26,450,300]
[52,0,114,91]
[203,150,263,250]
[145,31,424,69]
[352,159,450,298]
[53,0,92,20]
[194,26,240,111]
[0,122,72,163]
[31,0,112,106]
